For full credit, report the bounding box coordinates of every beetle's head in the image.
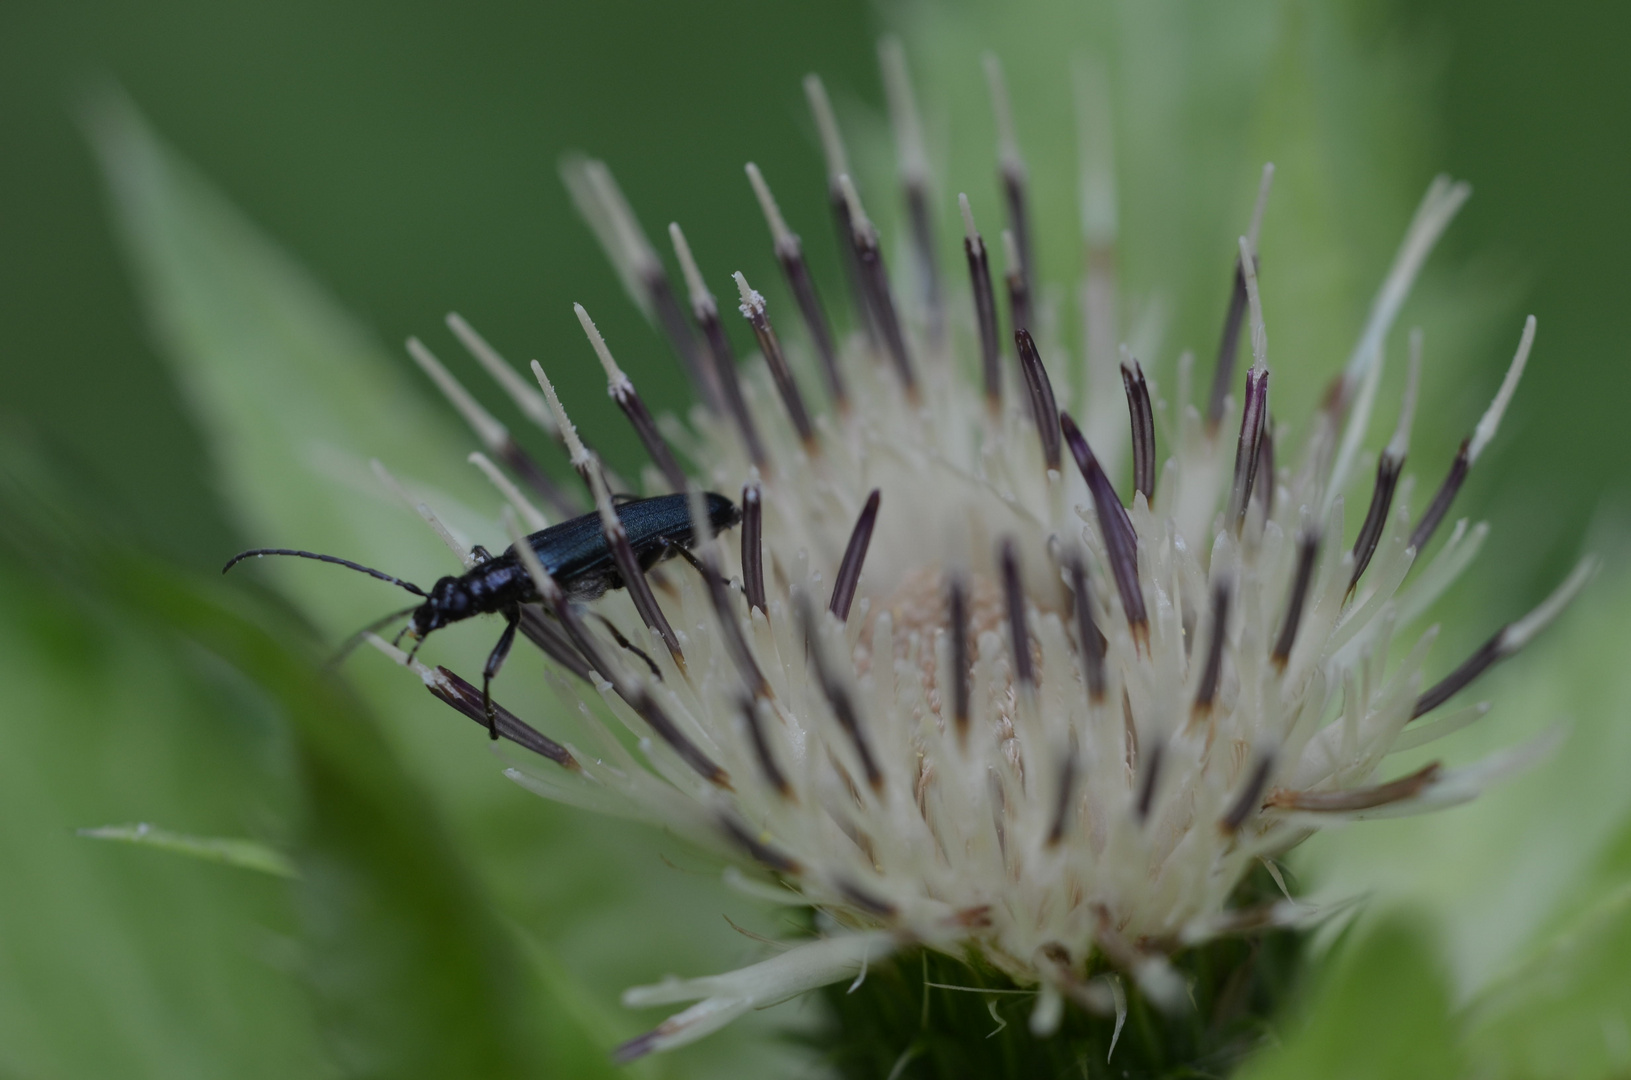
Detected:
[701,491,742,537]
[410,575,472,637]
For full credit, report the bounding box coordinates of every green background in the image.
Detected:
[2,1,1629,1078]
[1,0,875,567]
[3,0,1627,584]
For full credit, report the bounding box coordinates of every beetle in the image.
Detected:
[225,491,741,737]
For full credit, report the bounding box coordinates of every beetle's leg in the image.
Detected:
[659,536,731,590]
[591,611,662,680]
[482,607,522,740]
[470,545,494,564]
[330,603,421,669]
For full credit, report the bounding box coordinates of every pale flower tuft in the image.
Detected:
[360,50,1591,1060]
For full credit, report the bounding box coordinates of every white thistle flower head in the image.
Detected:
[348,53,1591,1061]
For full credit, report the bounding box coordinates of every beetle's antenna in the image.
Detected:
[329,603,423,668]
[223,548,428,597]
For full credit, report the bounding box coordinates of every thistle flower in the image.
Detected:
[361,48,1590,1061]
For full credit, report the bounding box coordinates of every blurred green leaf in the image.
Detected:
[1465,883,1631,1079]
[0,442,629,1079]
[86,86,483,638]
[1454,769,1631,1078]
[1237,915,1466,1080]
[0,553,324,1080]
[1297,562,1631,1000]
[113,554,594,1079]
[79,823,298,878]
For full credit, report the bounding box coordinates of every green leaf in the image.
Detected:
[1465,883,1631,1079]
[0,551,324,1080]
[78,823,298,878]
[0,443,619,1078]
[1455,778,1631,1078]
[86,87,483,636]
[1296,564,1631,1000]
[1237,914,1466,1080]
[110,553,577,1079]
